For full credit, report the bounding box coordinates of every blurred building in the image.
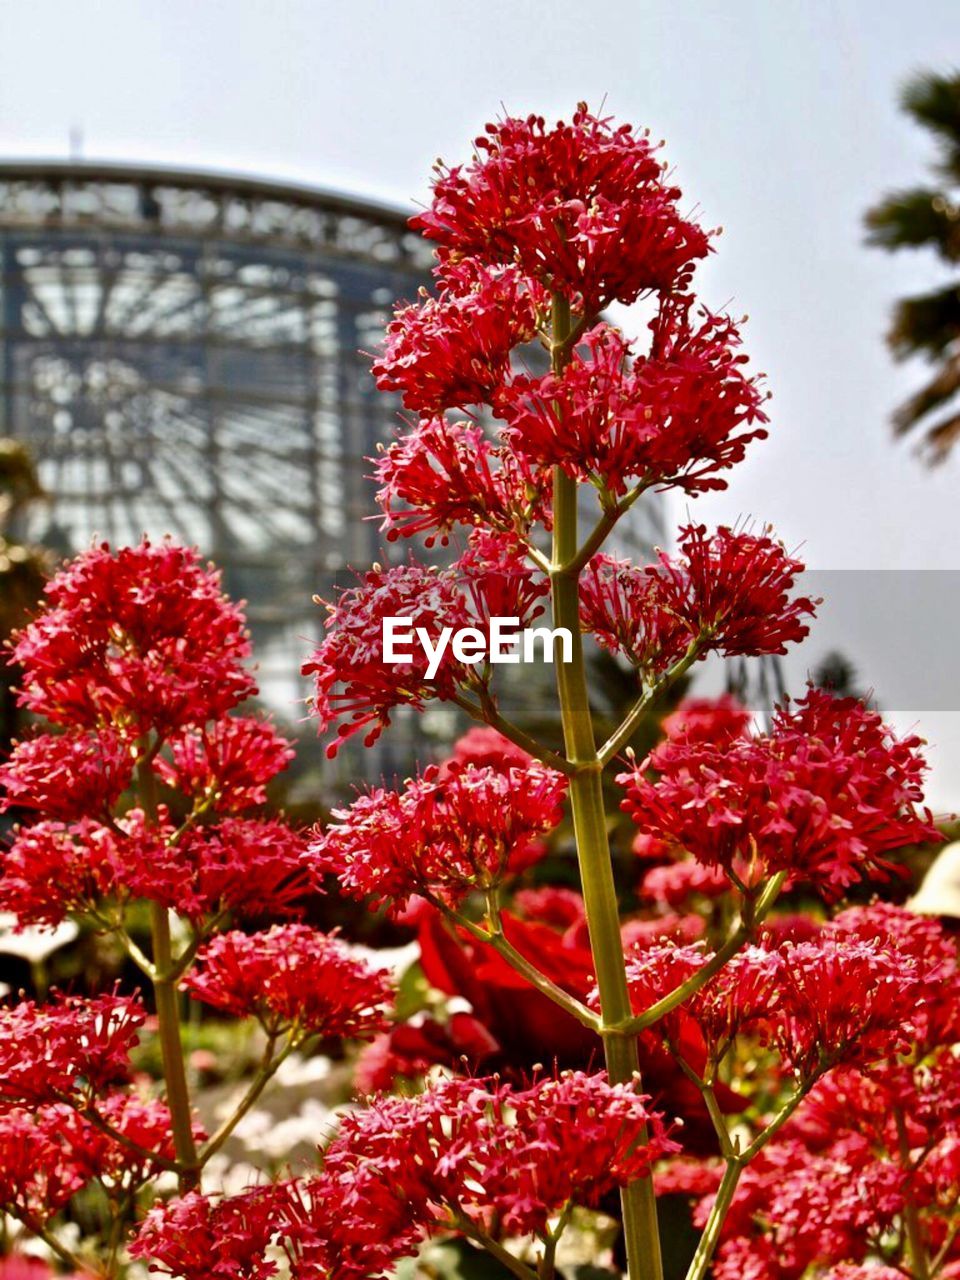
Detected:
[0,161,664,779]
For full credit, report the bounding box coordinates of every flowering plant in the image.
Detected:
[0,106,956,1280]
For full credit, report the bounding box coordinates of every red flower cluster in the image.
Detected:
[0,1105,92,1221]
[371,264,537,413]
[0,727,133,819]
[308,759,566,911]
[581,525,815,675]
[622,904,949,1078]
[132,1188,281,1280]
[155,716,294,812]
[702,1041,960,1280]
[303,540,546,754]
[412,106,711,311]
[0,992,144,1106]
[711,1136,907,1280]
[500,310,767,495]
[372,415,550,544]
[182,924,393,1039]
[133,1072,674,1279]
[620,688,938,893]
[10,540,254,733]
[660,694,752,746]
[0,812,308,927]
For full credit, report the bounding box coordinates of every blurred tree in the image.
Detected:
[0,439,50,754]
[866,70,960,461]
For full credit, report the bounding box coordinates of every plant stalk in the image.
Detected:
[137,752,200,1191]
[549,294,663,1280]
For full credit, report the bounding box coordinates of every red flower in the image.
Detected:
[639,859,730,908]
[182,924,392,1040]
[373,415,550,544]
[710,1137,906,1280]
[412,106,711,312]
[619,688,938,894]
[0,818,127,926]
[308,760,566,912]
[406,904,738,1151]
[86,1091,206,1189]
[322,1070,675,1241]
[10,540,255,734]
[269,1170,425,1279]
[444,725,536,772]
[173,817,310,922]
[0,992,144,1107]
[0,812,309,928]
[579,553,688,671]
[758,936,921,1073]
[0,1105,93,1220]
[581,526,815,676]
[371,264,537,413]
[131,1187,279,1280]
[0,728,134,819]
[651,523,816,658]
[304,540,547,754]
[660,695,752,746]
[500,310,767,495]
[155,716,294,812]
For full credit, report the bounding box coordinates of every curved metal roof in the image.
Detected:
[0,159,433,267]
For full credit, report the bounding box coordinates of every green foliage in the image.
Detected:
[866,70,960,461]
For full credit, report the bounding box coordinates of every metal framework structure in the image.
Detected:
[0,161,665,775]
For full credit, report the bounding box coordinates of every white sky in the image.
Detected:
[1,0,959,802]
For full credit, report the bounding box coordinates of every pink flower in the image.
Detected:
[371,264,537,413]
[443,725,535,772]
[0,728,134,819]
[412,106,711,311]
[182,925,392,1039]
[10,540,255,734]
[639,859,730,908]
[308,760,566,912]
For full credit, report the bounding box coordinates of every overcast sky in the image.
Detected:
[1,0,959,801]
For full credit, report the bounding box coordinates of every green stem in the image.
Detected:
[895,1106,931,1280]
[685,1159,741,1280]
[442,900,600,1032]
[549,294,663,1280]
[452,691,574,776]
[452,1212,538,1280]
[598,637,702,767]
[200,1030,299,1165]
[683,1077,818,1280]
[137,752,200,1191]
[611,872,787,1036]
